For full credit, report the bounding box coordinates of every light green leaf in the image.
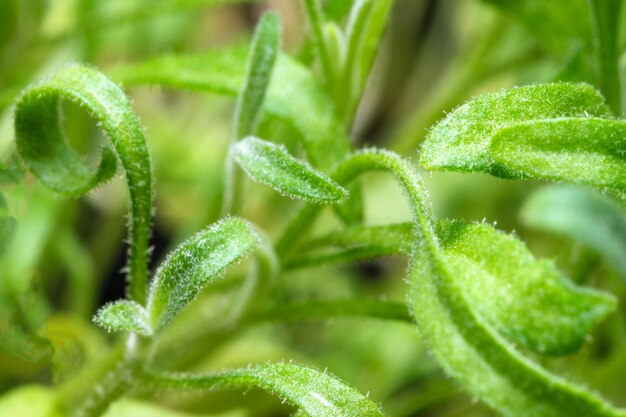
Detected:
[437,220,617,356]
[149,362,385,417]
[233,12,281,140]
[232,137,347,203]
[94,300,153,337]
[147,218,259,331]
[289,219,616,355]
[0,385,62,417]
[422,83,611,177]
[488,117,626,193]
[521,185,626,280]
[13,64,153,305]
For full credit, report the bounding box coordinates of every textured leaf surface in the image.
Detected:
[232,137,347,203]
[322,149,623,416]
[489,117,626,192]
[291,219,615,355]
[13,64,153,304]
[437,220,617,355]
[521,185,626,279]
[94,300,152,337]
[421,83,613,179]
[150,362,385,417]
[147,218,259,331]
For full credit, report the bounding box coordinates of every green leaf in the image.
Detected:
[437,220,617,356]
[0,152,25,186]
[521,185,626,280]
[0,326,54,364]
[289,219,615,355]
[422,83,625,194]
[0,215,16,255]
[103,399,247,417]
[232,137,347,203]
[233,12,281,140]
[14,64,153,305]
[302,149,623,416]
[148,362,385,417]
[0,385,62,417]
[302,0,336,84]
[94,300,153,337]
[112,46,363,224]
[147,218,259,331]
[488,117,626,193]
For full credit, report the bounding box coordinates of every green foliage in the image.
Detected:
[2,2,626,417]
[232,137,347,203]
[149,362,385,417]
[521,185,626,280]
[147,217,259,331]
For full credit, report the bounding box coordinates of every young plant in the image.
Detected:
[0,1,625,417]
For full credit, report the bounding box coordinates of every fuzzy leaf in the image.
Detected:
[147,218,259,331]
[233,12,281,139]
[112,46,362,223]
[290,219,615,355]
[149,362,385,417]
[13,63,153,305]
[303,149,623,416]
[422,83,612,177]
[437,220,617,355]
[94,300,152,337]
[232,137,347,203]
[489,117,626,193]
[521,185,626,280]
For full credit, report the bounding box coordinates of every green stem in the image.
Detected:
[302,0,335,85]
[588,0,622,114]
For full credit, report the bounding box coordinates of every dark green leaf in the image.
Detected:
[94,300,153,337]
[232,137,347,203]
[521,185,626,280]
[147,218,259,331]
[149,362,385,417]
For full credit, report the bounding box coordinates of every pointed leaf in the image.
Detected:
[521,185,626,280]
[94,300,152,337]
[422,83,611,176]
[232,137,347,203]
[149,362,385,417]
[147,218,259,331]
[437,220,617,355]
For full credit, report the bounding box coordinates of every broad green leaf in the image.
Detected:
[147,218,259,331]
[489,117,626,193]
[290,220,615,355]
[521,185,626,280]
[232,137,347,203]
[0,385,62,417]
[149,362,385,417]
[304,149,623,416]
[422,83,611,177]
[14,64,153,305]
[112,46,363,223]
[233,12,281,140]
[437,220,616,356]
[94,300,152,337]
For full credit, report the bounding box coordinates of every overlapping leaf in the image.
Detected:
[149,362,385,417]
[422,83,625,193]
[232,137,347,203]
[521,185,626,280]
[147,218,259,331]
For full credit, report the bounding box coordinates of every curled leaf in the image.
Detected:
[232,137,347,203]
[94,300,152,337]
[147,218,259,331]
[149,362,385,417]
